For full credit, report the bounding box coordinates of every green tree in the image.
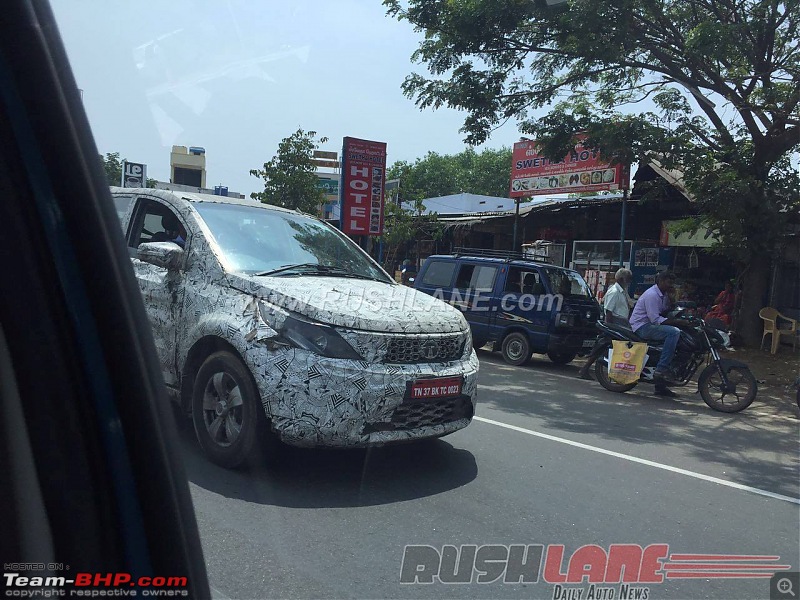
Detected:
[380,191,443,273]
[250,128,328,213]
[386,0,800,343]
[99,152,157,187]
[100,152,123,185]
[386,147,513,201]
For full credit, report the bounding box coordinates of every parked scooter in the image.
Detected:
[592,310,757,413]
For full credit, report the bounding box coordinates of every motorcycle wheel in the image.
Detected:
[698,364,757,413]
[594,347,638,393]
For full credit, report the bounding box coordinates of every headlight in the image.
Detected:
[557,313,575,327]
[279,314,363,360]
[463,328,473,358]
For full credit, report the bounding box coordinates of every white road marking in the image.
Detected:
[474,415,800,505]
[210,585,233,600]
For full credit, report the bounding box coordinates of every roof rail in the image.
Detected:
[452,247,552,263]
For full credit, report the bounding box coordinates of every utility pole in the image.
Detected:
[619,186,629,267]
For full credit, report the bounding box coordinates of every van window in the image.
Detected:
[455,264,498,290]
[506,267,544,294]
[543,268,592,299]
[421,261,456,287]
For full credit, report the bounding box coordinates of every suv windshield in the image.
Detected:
[193,203,390,281]
[542,267,593,299]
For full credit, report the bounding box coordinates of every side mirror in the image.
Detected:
[137,241,184,271]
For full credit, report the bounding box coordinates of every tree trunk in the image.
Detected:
[736,254,771,346]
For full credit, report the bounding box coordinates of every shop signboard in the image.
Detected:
[340,137,386,236]
[316,176,339,198]
[660,220,717,247]
[510,136,629,197]
[121,160,147,188]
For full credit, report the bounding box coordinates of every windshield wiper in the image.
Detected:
[255,263,377,280]
[255,263,323,276]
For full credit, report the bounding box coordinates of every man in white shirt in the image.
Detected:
[602,269,634,325]
[578,268,632,379]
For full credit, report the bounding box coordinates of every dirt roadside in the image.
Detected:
[724,344,799,412]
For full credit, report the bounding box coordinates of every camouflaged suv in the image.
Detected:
[112,187,479,468]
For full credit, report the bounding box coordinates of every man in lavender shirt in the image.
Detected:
[630,271,690,386]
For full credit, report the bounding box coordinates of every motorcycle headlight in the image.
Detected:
[279,314,363,360]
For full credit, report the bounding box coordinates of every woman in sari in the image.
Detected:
[704,281,736,327]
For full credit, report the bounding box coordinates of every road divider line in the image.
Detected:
[473,415,800,505]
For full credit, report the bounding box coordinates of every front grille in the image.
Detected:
[385,334,465,363]
[363,397,473,433]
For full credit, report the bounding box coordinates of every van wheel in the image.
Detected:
[547,351,577,365]
[192,351,267,469]
[501,332,531,366]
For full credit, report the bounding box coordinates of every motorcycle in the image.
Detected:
[592,310,757,413]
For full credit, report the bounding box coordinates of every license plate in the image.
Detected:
[409,377,463,399]
[583,339,595,348]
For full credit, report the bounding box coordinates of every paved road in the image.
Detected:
[179,349,800,600]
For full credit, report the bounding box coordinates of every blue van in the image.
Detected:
[414,250,601,366]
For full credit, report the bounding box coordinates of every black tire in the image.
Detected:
[501,332,531,366]
[698,364,757,413]
[593,346,638,393]
[547,351,577,365]
[192,350,268,468]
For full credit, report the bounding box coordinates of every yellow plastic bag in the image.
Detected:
[608,341,648,384]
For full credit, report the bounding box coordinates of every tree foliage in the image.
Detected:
[100,152,123,185]
[386,0,800,342]
[250,128,328,213]
[386,147,513,200]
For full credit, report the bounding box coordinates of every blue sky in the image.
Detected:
[51,0,528,197]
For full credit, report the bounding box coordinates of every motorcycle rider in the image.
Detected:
[629,271,691,389]
[578,268,633,379]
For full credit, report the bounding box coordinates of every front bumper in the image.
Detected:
[246,346,480,447]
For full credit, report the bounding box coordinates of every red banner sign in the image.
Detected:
[340,137,387,236]
[510,137,629,197]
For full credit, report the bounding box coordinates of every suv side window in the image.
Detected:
[113,196,132,226]
[421,261,456,287]
[455,263,498,290]
[129,199,186,250]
